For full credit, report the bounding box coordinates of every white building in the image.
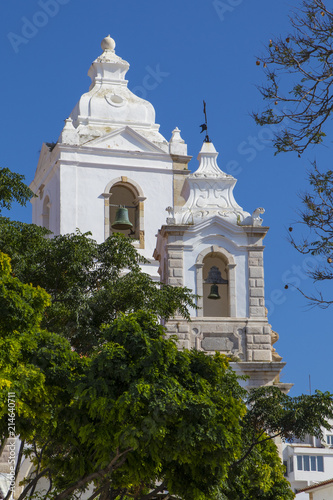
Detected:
[298,479,333,499]
[283,421,333,498]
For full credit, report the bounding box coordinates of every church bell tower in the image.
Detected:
[154,141,291,390]
[30,36,290,391]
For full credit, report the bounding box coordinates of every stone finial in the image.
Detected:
[169,127,187,155]
[193,141,227,178]
[58,117,79,145]
[174,140,251,225]
[88,36,130,87]
[170,127,184,144]
[101,35,116,52]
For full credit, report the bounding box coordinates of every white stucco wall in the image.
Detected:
[32,168,60,235]
[56,155,174,259]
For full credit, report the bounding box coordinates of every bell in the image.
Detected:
[207,284,220,300]
[111,207,133,230]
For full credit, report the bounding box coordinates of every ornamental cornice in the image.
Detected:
[57,146,174,164]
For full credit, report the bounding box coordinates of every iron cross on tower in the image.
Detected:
[200,100,210,143]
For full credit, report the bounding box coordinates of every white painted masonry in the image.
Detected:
[30,36,186,277]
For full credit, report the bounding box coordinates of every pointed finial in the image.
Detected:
[169,127,187,155]
[170,127,185,144]
[101,35,116,52]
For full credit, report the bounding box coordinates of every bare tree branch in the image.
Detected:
[253,0,333,155]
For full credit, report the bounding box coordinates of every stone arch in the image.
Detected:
[195,245,236,317]
[103,176,146,248]
[104,177,145,199]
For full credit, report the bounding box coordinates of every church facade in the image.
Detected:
[30,35,291,391]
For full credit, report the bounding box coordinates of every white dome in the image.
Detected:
[68,36,166,145]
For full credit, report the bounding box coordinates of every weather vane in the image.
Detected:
[200,100,210,143]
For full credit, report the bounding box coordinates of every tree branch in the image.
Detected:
[138,482,167,500]
[54,448,132,500]
[17,468,50,500]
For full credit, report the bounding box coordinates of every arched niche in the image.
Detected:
[195,245,237,318]
[103,177,146,248]
[42,195,51,230]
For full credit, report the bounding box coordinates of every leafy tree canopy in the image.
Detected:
[2,251,333,499]
[222,437,294,500]
[0,251,246,499]
[0,218,196,354]
[1,169,333,499]
[0,168,34,214]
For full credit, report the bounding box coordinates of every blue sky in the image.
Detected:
[1,0,332,396]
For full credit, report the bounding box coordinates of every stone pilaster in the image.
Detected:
[246,323,272,362]
[165,321,190,349]
[248,247,265,317]
[167,247,184,286]
[164,229,187,286]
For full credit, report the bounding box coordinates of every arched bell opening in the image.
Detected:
[109,184,139,239]
[104,178,146,248]
[203,253,229,317]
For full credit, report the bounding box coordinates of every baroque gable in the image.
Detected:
[83,126,168,154]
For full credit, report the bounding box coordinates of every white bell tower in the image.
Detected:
[30,35,191,276]
[154,141,291,390]
[30,35,290,390]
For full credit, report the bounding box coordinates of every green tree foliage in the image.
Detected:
[42,315,247,500]
[221,438,294,500]
[1,169,332,499]
[218,385,333,500]
[0,251,51,399]
[253,0,333,155]
[0,254,246,499]
[0,168,34,214]
[0,219,196,353]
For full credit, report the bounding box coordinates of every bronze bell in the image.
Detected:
[112,207,133,230]
[207,283,220,300]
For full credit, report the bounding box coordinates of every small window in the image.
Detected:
[289,457,294,473]
[310,456,316,471]
[283,461,288,477]
[297,455,302,471]
[327,435,333,446]
[317,456,324,472]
